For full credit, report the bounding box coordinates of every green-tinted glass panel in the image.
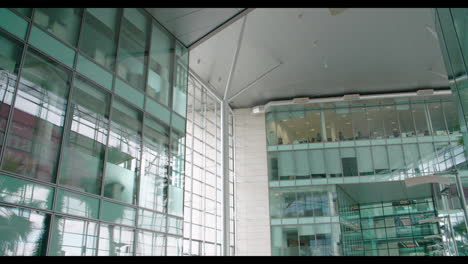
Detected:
[0,205,50,256]
[76,55,113,90]
[136,230,165,256]
[140,115,169,212]
[48,216,98,256]
[166,235,182,256]
[59,77,110,194]
[55,189,99,219]
[145,97,170,124]
[0,174,54,209]
[80,8,120,71]
[29,26,75,68]
[137,209,166,232]
[169,129,184,216]
[115,78,144,108]
[0,32,23,154]
[2,49,71,182]
[172,42,188,117]
[104,99,142,204]
[0,8,28,40]
[147,22,173,106]
[101,200,135,226]
[12,8,32,18]
[171,113,186,133]
[167,216,182,235]
[33,8,83,46]
[117,8,149,91]
[98,224,134,256]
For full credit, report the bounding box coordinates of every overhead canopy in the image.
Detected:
[187,8,449,108]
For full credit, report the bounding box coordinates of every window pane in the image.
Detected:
[55,189,99,219]
[166,235,182,256]
[2,49,71,182]
[98,224,134,256]
[48,216,98,256]
[80,8,120,71]
[173,42,188,116]
[367,106,385,139]
[33,8,83,46]
[411,103,429,136]
[59,77,110,194]
[396,103,415,138]
[137,208,166,232]
[428,102,447,135]
[168,129,184,216]
[0,174,54,209]
[140,115,169,212]
[442,101,460,134]
[382,105,399,138]
[13,8,33,18]
[147,22,173,106]
[117,8,149,90]
[101,200,136,226]
[0,205,50,256]
[136,230,165,256]
[104,99,142,204]
[352,107,369,140]
[0,32,23,156]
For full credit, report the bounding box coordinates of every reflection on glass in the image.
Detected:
[2,49,71,182]
[325,149,342,177]
[55,189,99,219]
[79,8,120,70]
[104,99,141,204]
[168,129,184,216]
[173,42,188,116]
[367,107,385,139]
[0,174,54,209]
[266,112,277,145]
[411,104,429,136]
[428,102,447,135]
[166,235,182,256]
[136,230,165,256]
[271,225,299,256]
[0,205,50,256]
[12,8,33,18]
[101,200,135,226]
[396,103,415,138]
[49,216,98,256]
[137,209,166,232]
[98,224,134,256]
[167,216,183,235]
[442,101,460,134]
[351,107,369,140]
[139,115,169,212]
[372,146,389,174]
[59,77,110,194]
[0,32,22,159]
[33,8,83,46]
[117,8,149,90]
[147,22,173,106]
[382,105,399,138]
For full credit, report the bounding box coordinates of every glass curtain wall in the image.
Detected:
[182,73,236,255]
[0,8,188,256]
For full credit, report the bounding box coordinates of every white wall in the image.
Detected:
[233,108,271,256]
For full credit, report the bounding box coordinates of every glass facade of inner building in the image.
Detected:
[266,95,468,256]
[0,8,189,256]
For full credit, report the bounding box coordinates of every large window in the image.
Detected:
[2,49,71,182]
[117,8,149,91]
[104,99,142,204]
[34,8,83,46]
[79,8,120,71]
[0,8,188,256]
[59,77,110,194]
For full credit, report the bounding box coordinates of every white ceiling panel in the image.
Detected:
[189,8,449,108]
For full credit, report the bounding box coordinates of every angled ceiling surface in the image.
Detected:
[188,8,450,108]
[145,8,246,47]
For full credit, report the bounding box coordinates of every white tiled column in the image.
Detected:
[233,108,271,256]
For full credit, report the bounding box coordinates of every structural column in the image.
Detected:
[221,100,231,256]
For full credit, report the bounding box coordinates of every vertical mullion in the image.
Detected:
[188,81,196,255]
